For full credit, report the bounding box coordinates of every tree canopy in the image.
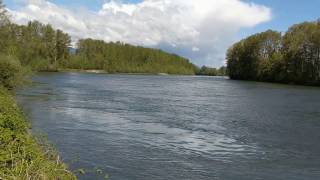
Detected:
[227,20,320,85]
[0,21,71,71]
[196,66,227,76]
[0,18,198,75]
[65,39,198,75]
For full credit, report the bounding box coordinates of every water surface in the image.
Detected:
[17,73,320,180]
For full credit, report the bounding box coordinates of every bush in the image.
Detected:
[0,55,31,90]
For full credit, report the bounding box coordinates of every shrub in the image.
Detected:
[0,55,31,90]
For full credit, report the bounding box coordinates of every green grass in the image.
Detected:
[0,87,76,180]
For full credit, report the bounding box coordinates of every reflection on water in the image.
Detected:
[17,73,320,180]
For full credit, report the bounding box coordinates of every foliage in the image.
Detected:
[1,18,200,75]
[196,66,227,76]
[0,20,71,71]
[227,30,282,81]
[1,18,199,74]
[282,21,320,84]
[0,55,31,90]
[227,21,320,85]
[0,87,76,180]
[63,39,198,75]
[1,1,72,72]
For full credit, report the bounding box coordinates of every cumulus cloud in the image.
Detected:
[8,0,271,66]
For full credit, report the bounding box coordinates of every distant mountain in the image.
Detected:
[68,47,76,55]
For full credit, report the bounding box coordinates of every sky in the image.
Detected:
[3,0,320,67]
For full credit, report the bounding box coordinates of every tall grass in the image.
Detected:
[0,87,76,179]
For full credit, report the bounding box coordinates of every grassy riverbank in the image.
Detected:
[0,87,76,179]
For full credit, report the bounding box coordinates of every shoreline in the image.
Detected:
[0,87,76,179]
[56,69,192,76]
[44,69,228,77]
[40,70,320,88]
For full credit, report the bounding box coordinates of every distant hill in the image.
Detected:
[68,47,76,55]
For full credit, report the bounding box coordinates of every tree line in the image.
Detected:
[196,66,226,76]
[65,39,198,75]
[227,20,320,85]
[0,21,71,71]
[0,0,227,90]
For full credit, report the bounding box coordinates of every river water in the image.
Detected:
[16,72,320,180]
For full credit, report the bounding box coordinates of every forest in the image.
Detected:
[227,20,320,85]
[0,20,198,75]
[0,0,202,76]
[66,39,197,74]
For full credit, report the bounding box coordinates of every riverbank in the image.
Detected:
[0,87,76,179]
[51,68,191,76]
[46,68,229,77]
[58,69,183,76]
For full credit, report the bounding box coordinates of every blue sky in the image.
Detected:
[240,0,320,37]
[5,0,142,11]
[4,0,320,66]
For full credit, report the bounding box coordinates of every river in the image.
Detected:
[16,72,320,180]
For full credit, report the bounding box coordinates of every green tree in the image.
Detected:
[227,20,320,85]
[227,30,282,81]
[56,29,71,63]
[282,21,320,84]
[67,39,197,75]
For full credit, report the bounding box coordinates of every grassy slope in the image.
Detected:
[0,87,76,180]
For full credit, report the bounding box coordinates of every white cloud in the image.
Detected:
[8,0,271,66]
